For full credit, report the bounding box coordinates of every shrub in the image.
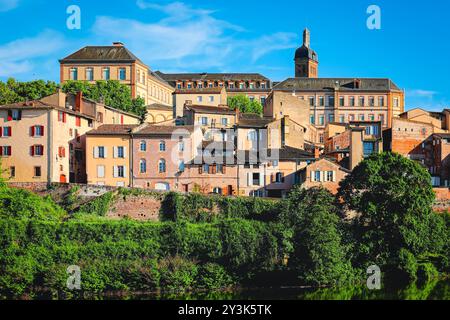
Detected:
[158,256,199,291]
[76,192,114,216]
[397,248,418,281]
[197,263,235,290]
[417,263,439,282]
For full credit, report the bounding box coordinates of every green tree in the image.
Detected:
[227,95,263,115]
[62,80,147,120]
[0,78,58,104]
[337,152,445,272]
[283,187,353,286]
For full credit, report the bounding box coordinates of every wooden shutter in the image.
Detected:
[281,173,285,183]
[0,147,3,155]
[93,147,98,159]
[332,171,336,182]
[7,146,11,156]
[41,145,44,156]
[31,126,35,137]
[113,166,118,178]
[7,110,12,121]
[8,127,11,137]
[199,165,203,174]
[18,111,22,120]
[247,173,252,186]
[113,147,117,158]
[30,146,35,156]
[104,147,108,158]
[124,166,127,178]
[41,126,44,136]
[123,147,127,158]
[310,171,315,182]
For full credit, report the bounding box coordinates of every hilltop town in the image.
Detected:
[1,29,449,200]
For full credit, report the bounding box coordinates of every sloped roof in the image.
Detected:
[156,72,270,82]
[147,103,174,111]
[86,124,139,135]
[132,123,194,135]
[0,99,96,120]
[175,88,224,94]
[184,104,236,115]
[60,46,145,65]
[274,78,402,92]
[237,114,274,128]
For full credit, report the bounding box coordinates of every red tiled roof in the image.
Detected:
[133,124,194,135]
[184,104,236,115]
[86,124,139,135]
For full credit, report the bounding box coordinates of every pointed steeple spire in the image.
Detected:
[303,28,310,48]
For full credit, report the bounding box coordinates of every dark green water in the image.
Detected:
[87,279,449,300]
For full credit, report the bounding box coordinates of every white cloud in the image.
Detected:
[0,30,65,77]
[91,1,295,72]
[0,0,18,12]
[407,89,438,99]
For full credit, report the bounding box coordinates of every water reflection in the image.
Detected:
[77,280,449,300]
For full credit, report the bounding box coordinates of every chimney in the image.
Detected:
[349,128,364,170]
[314,146,320,159]
[75,91,83,112]
[303,28,310,48]
[113,42,124,47]
[57,88,66,107]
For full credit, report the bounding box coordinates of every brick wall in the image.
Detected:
[107,194,161,221]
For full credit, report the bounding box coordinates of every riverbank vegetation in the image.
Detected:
[0,153,449,299]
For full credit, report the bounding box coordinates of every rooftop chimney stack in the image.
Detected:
[75,91,83,112]
[113,42,124,47]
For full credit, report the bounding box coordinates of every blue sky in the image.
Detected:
[0,0,449,111]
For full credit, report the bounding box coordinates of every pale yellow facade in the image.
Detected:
[146,106,174,124]
[60,44,174,107]
[174,88,227,117]
[85,135,131,187]
[0,107,93,183]
[0,91,140,184]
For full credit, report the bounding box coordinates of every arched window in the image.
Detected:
[140,159,147,173]
[159,140,166,152]
[213,187,222,195]
[159,159,166,173]
[140,140,146,152]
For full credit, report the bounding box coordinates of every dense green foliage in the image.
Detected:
[0,153,449,299]
[283,187,354,286]
[0,78,58,105]
[160,192,281,222]
[0,218,283,298]
[227,95,263,115]
[0,184,66,221]
[62,80,146,120]
[338,152,449,280]
[0,78,146,120]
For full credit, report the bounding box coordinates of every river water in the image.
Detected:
[94,279,449,300]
